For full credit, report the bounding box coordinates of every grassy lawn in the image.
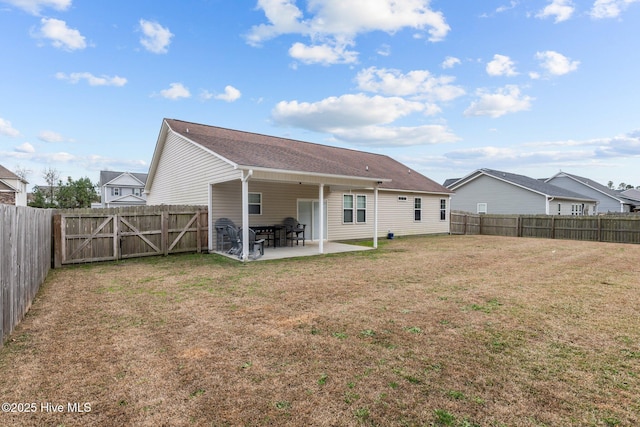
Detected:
[1,235,639,426]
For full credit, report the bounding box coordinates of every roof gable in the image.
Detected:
[0,164,26,184]
[451,168,596,201]
[546,172,624,202]
[101,171,147,186]
[160,118,452,194]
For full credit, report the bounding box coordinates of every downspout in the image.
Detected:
[241,170,253,261]
[546,197,554,215]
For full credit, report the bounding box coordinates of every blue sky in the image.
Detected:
[1,0,639,188]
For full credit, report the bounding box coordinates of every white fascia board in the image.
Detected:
[234,164,391,185]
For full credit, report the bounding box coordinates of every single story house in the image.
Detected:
[0,164,28,206]
[99,171,148,208]
[544,171,634,214]
[446,168,597,215]
[145,118,453,260]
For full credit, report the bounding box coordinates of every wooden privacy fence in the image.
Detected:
[53,206,208,267]
[1,205,52,347]
[451,211,640,244]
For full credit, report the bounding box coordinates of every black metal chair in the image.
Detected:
[283,217,305,246]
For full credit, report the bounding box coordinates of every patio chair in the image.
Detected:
[283,217,306,246]
[226,225,242,256]
[226,225,265,260]
[214,217,237,251]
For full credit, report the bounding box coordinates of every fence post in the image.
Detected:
[551,216,555,240]
[162,210,169,256]
[196,208,202,253]
[597,216,602,242]
[52,214,62,268]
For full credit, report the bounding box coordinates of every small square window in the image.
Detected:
[248,193,262,215]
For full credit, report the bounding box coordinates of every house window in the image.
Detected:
[440,199,447,221]
[112,187,120,196]
[343,194,367,223]
[477,203,487,214]
[571,204,583,216]
[414,197,422,221]
[558,203,562,215]
[133,188,141,196]
[343,195,353,223]
[248,192,262,215]
[357,195,367,223]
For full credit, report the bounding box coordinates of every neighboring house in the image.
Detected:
[446,168,597,215]
[0,164,28,206]
[545,171,634,214]
[99,171,148,208]
[620,188,640,212]
[145,118,453,259]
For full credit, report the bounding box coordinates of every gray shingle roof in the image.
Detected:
[165,118,452,194]
[453,168,597,201]
[547,172,624,201]
[100,171,148,186]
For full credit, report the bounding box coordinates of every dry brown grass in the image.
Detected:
[1,235,639,427]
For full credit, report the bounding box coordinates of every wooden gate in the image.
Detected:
[53,207,208,266]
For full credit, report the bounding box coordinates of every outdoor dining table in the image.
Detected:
[249,225,285,248]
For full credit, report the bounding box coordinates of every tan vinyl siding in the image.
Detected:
[327,190,449,240]
[210,181,321,226]
[146,132,239,205]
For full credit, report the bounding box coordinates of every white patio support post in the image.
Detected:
[241,170,253,261]
[318,183,325,254]
[208,183,214,253]
[373,184,379,249]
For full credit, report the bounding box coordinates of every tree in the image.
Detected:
[56,176,99,208]
[607,181,614,189]
[42,167,60,205]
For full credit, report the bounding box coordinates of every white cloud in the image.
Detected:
[486,54,518,77]
[139,19,173,54]
[15,142,35,153]
[377,44,391,57]
[0,118,21,137]
[271,92,458,146]
[289,41,358,65]
[272,93,425,131]
[590,0,640,18]
[330,124,459,146]
[2,0,71,15]
[537,0,575,23]
[247,0,450,64]
[36,18,86,50]
[356,67,465,103]
[159,83,191,100]
[535,50,579,76]
[55,72,127,86]
[38,130,69,143]
[464,85,533,118]
[441,56,461,69]
[215,85,242,102]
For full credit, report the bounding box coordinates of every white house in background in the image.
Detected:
[0,164,28,206]
[544,171,635,214]
[620,188,640,212]
[99,171,148,208]
[446,168,597,215]
[144,118,453,260]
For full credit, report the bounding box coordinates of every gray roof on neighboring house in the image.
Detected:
[449,168,597,201]
[621,188,640,203]
[163,118,453,194]
[545,171,626,202]
[100,171,148,186]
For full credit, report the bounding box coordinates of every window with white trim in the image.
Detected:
[440,199,447,221]
[477,203,487,214]
[558,203,562,215]
[112,187,120,196]
[343,194,354,223]
[133,188,142,196]
[571,203,583,216]
[343,194,367,223]
[248,192,262,215]
[414,197,422,221]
